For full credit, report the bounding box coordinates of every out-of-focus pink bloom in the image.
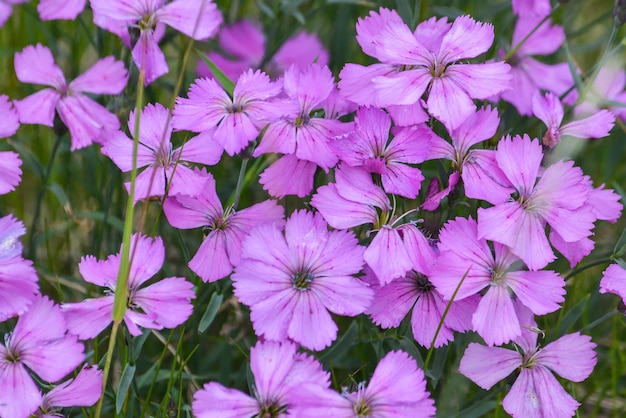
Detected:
[38,0,86,20]
[576,63,626,121]
[296,351,436,418]
[367,225,478,348]
[232,210,373,350]
[13,44,128,150]
[331,107,432,199]
[0,0,27,27]
[0,296,84,418]
[0,214,39,321]
[0,95,19,138]
[198,19,328,81]
[173,69,282,155]
[193,340,331,418]
[35,365,103,417]
[102,103,220,203]
[600,264,626,303]
[163,168,284,282]
[92,0,222,85]
[512,0,551,17]
[477,135,594,270]
[460,329,597,418]
[353,8,511,129]
[430,217,565,346]
[0,95,22,194]
[62,234,195,339]
[533,91,614,148]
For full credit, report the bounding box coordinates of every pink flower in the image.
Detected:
[35,365,103,417]
[460,330,597,418]
[0,0,27,27]
[575,63,626,121]
[430,216,565,346]
[533,91,614,148]
[193,340,330,418]
[232,210,373,350]
[331,106,432,199]
[163,168,284,282]
[13,44,128,150]
[101,103,220,203]
[0,296,84,418]
[500,16,575,116]
[477,135,594,270]
[38,0,86,20]
[297,351,436,418]
[92,0,222,85]
[0,214,39,321]
[512,0,551,17]
[62,233,195,339]
[173,69,282,155]
[258,154,318,198]
[599,263,626,303]
[356,9,511,129]
[0,95,22,194]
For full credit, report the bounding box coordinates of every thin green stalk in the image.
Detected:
[503,10,555,62]
[94,321,120,418]
[579,310,619,333]
[564,257,613,281]
[576,26,618,106]
[233,158,249,210]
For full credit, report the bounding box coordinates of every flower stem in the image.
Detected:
[564,257,613,281]
[94,321,120,418]
[233,157,249,209]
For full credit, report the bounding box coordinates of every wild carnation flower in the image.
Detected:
[62,233,195,339]
[430,216,565,346]
[0,95,22,194]
[0,296,84,418]
[163,168,284,282]
[297,351,436,418]
[173,69,282,155]
[232,210,373,350]
[193,340,331,418]
[34,365,103,417]
[460,329,597,418]
[91,0,222,85]
[0,214,39,321]
[102,103,220,203]
[533,91,614,148]
[477,135,594,270]
[13,44,128,150]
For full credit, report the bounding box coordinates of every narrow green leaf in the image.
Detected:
[613,228,626,258]
[558,294,590,337]
[395,0,414,27]
[458,401,498,418]
[429,344,449,388]
[256,1,275,18]
[7,139,44,180]
[116,363,136,413]
[198,292,224,334]
[131,329,152,361]
[48,183,72,215]
[563,39,583,93]
[320,321,358,361]
[398,336,425,369]
[195,49,235,96]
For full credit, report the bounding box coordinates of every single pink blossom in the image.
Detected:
[460,330,597,418]
[163,168,284,282]
[101,103,220,203]
[13,44,128,150]
[35,365,103,417]
[37,0,86,20]
[62,234,195,339]
[232,210,373,350]
[0,296,84,418]
[512,0,551,17]
[92,0,222,85]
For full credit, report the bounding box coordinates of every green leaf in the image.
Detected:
[429,344,449,388]
[48,183,72,216]
[116,363,136,413]
[131,330,152,361]
[457,401,498,418]
[398,336,425,370]
[198,292,224,334]
[558,294,590,337]
[395,0,414,27]
[614,228,626,258]
[7,138,44,180]
[320,321,358,361]
[195,49,235,96]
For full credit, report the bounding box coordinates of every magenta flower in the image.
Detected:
[232,210,373,350]
[38,0,86,20]
[92,0,222,85]
[193,340,331,418]
[430,216,565,346]
[173,69,282,155]
[35,365,103,417]
[0,296,84,418]
[599,263,626,303]
[0,95,22,194]
[297,351,436,418]
[460,330,597,418]
[102,103,220,203]
[533,91,614,148]
[0,214,39,321]
[512,0,551,17]
[330,106,432,199]
[13,44,128,150]
[356,9,511,129]
[477,135,594,270]
[500,16,575,116]
[62,233,195,339]
[163,168,284,282]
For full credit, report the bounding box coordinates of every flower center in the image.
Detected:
[257,400,286,418]
[353,399,371,417]
[291,270,314,290]
[138,13,157,32]
[294,113,310,127]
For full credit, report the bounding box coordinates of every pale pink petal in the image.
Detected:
[587,183,623,222]
[428,76,476,130]
[550,232,594,268]
[44,365,102,408]
[451,106,500,152]
[311,183,378,229]
[542,206,594,244]
[56,95,121,150]
[600,264,626,302]
[69,56,128,94]
[254,118,297,156]
[0,151,22,195]
[422,172,459,210]
[259,155,317,198]
[177,131,223,165]
[78,255,117,287]
[189,231,233,282]
[368,274,416,329]
[373,69,432,107]
[13,89,60,126]
[560,110,615,139]
[314,275,373,316]
[193,382,259,418]
[14,44,65,88]
[62,297,114,340]
[462,150,513,205]
[437,15,494,63]
[473,285,522,346]
[0,95,19,138]
[335,164,390,210]
[173,77,230,132]
[413,15,451,51]
[0,3,12,27]
[158,0,222,40]
[38,0,86,20]
[382,163,424,198]
[134,277,194,328]
[287,292,337,350]
[100,131,155,172]
[273,31,329,71]
[219,20,265,63]
[537,332,597,382]
[0,258,39,321]
[283,64,334,112]
[293,120,339,170]
[0,362,41,418]
[513,16,564,56]
[132,31,168,85]
[459,343,521,389]
[512,0,551,17]
[21,333,83,382]
[412,290,455,348]
[532,91,564,144]
[506,270,565,315]
[447,62,512,99]
[495,134,542,194]
[247,290,297,342]
[386,101,430,126]
[338,63,395,106]
[128,103,173,154]
[126,234,165,288]
[364,226,413,286]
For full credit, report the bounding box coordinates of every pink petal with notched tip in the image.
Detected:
[158,0,222,40]
[495,134,542,195]
[506,270,565,315]
[473,285,522,346]
[13,89,60,127]
[437,15,494,63]
[38,0,86,20]
[550,231,594,268]
[462,149,513,205]
[0,258,39,321]
[451,106,500,152]
[56,95,121,150]
[382,163,424,198]
[173,77,231,132]
[459,343,521,390]
[0,95,19,138]
[0,151,22,195]
[311,183,379,229]
[132,30,168,85]
[127,103,172,152]
[62,297,115,340]
[273,31,329,70]
[287,292,338,350]
[134,277,194,328]
[513,16,564,56]
[338,63,396,106]
[427,76,476,130]
[189,231,233,282]
[259,154,317,198]
[0,359,41,418]
[560,109,614,139]
[220,20,265,62]
[44,365,102,408]
[537,332,597,382]
[600,264,626,302]
[101,130,156,172]
[193,382,259,418]
[374,69,432,107]
[365,226,413,286]
[70,56,128,94]
[14,44,65,88]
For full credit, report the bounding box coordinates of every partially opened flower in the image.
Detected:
[62,233,195,339]
[0,95,22,194]
[13,44,128,150]
[102,103,220,203]
[460,330,597,418]
[163,168,284,282]
[232,210,373,350]
[0,296,84,418]
[35,365,103,417]
[92,0,222,85]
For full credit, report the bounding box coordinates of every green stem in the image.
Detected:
[94,321,120,418]
[233,158,249,209]
[564,257,613,281]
